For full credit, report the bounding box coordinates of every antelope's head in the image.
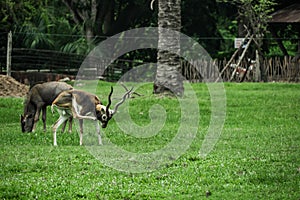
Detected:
[20,100,36,133]
[96,86,132,128]
[20,113,34,132]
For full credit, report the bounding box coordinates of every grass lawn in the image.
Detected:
[0,82,299,199]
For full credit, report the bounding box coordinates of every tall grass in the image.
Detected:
[0,82,299,199]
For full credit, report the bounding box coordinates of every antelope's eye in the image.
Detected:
[102,115,107,121]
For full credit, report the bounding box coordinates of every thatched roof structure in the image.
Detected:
[268,3,300,57]
[269,3,300,23]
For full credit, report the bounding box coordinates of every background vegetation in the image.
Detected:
[0,82,299,199]
[1,0,299,59]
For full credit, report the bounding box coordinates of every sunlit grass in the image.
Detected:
[0,82,299,199]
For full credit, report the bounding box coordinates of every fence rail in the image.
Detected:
[1,48,299,83]
[0,48,84,74]
[181,56,300,82]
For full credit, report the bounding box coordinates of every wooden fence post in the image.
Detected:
[6,31,12,76]
[255,50,261,82]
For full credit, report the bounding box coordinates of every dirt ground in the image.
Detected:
[0,75,29,97]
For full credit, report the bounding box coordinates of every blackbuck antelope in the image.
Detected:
[51,87,132,146]
[21,81,73,133]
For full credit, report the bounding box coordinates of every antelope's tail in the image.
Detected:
[51,104,55,114]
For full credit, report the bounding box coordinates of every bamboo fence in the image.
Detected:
[180,56,300,82]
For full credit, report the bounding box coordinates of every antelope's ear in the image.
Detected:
[20,115,24,121]
[94,96,101,104]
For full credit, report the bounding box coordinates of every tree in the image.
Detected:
[0,0,42,48]
[0,0,86,52]
[153,0,183,97]
[1,0,223,56]
[62,0,154,43]
[218,0,276,82]
[238,0,275,82]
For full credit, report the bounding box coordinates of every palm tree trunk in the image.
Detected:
[153,0,183,96]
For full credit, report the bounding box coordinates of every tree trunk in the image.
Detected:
[255,50,261,82]
[153,0,183,97]
[256,37,267,82]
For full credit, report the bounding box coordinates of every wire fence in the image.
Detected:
[1,47,299,84]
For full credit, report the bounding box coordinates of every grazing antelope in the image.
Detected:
[51,86,132,146]
[21,81,73,133]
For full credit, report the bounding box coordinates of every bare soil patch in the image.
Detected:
[0,75,29,97]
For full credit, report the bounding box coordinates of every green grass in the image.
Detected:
[0,82,299,199]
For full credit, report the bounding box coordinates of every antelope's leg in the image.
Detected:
[79,119,84,146]
[42,106,47,132]
[72,109,97,121]
[61,120,67,133]
[61,116,72,133]
[52,116,69,146]
[95,121,102,145]
[32,106,42,132]
[59,110,72,133]
[68,116,73,133]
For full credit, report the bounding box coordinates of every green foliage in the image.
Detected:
[0,82,299,199]
[216,19,238,58]
[60,37,94,55]
[0,0,298,58]
[218,0,276,34]
[0,0,87,53]
[266,24,299,57]
[267,40,297,57]
[0,0,40,47]
[0,0,41,29]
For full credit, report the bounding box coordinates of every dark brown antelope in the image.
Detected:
[21,81,73,133]
[51,86,132,146]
